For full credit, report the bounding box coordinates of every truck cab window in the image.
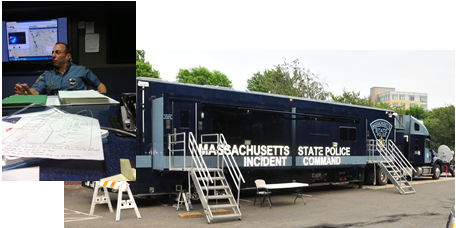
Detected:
[414,123,420,131]
[425,139,430,150]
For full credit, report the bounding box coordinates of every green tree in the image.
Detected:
[176,66,233,88]
[405,105,427,120]
[136,50,159,78]
[246,72,269,93]
[424,105,455,151]
[330,89,373,106]
[247,59,330,100]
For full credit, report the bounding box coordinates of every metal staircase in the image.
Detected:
[368,139,416,195]
[169,132,245,224]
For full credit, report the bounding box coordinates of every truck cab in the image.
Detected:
[395,114,443,179]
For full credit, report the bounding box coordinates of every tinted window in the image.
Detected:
[180,110,189,128]
[414,123,420,131]
[340,127,357,142]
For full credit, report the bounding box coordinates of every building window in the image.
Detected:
[409,95,414,101]
[420,96,427,102]
[339,127,357,142]
[401,103,405,108]
[399,95,405,100]
[410,103,415,108]
[393,102,398,107]
[392,94,398,100]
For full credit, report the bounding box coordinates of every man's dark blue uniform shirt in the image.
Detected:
[31,63,101,95]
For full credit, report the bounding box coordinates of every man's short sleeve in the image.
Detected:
[30,73,47,95]
[85,68,101,88]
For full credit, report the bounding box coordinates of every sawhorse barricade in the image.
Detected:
[89,181,141,221]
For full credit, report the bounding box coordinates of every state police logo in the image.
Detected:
[370,119,392,148]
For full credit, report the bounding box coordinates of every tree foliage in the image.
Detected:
[404,105,428,120]
[424,105,455,151]
[247,59,330,100]
[136,50,160,78]
[176,66,233,88]
[330,89,373,106]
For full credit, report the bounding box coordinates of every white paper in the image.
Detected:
[85,22,94,33]
[58,90,107,99]
[2,110,104,160]
[85,33,99,53]
[46,95,61,106]
[2,166,40,181]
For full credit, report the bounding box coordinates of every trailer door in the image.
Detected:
[172,100,197,137]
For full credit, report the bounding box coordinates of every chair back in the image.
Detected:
[255,179,266,187]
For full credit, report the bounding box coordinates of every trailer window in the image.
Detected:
[339,127,356,142]
[414,123,420,131]
[415,139,419,151]
[212,119,241,138]
[425,139,430,150]
[180,110,189,128]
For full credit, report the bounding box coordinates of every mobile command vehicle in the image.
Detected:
[91,78,450,223]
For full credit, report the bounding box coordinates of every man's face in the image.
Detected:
[51,44,70,68]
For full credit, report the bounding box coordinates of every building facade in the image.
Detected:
[370,87,428,110]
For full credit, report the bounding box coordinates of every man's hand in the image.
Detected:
[97,82,107,94]
[14,83,39,95]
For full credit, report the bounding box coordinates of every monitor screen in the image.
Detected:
[5,19,59,62]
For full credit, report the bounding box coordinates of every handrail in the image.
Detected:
[387,139,416,174]
[374,139,416,180]
[188,132,213,195]
[168,132,186,171]
[376,143,403,179]
[200,133,246,204]
[219,134,245,204]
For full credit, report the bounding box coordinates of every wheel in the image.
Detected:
[376,166,388,185]
[433,164,441,180]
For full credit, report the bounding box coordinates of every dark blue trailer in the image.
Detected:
[83,78,448,223]
[133,77,418,196]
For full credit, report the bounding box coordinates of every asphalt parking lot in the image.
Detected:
[64,177,455,228]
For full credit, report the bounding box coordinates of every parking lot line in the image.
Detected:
[64,208,102,223]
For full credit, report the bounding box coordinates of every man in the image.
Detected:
[14,42,107,95]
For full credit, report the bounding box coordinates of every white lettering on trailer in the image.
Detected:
[303,156,341,165]
[297,146,350,156]
[199,143,349,167]
[244,156,287,167]
[200,144,290,156]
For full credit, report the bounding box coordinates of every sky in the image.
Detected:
[140,1,456,110]
[146,50,454,110]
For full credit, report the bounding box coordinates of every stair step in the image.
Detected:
[204,185,229,190]
[208,204,237,209]
[193,168,223,172]
[198,176,225,181]
[207,195,233,200]
[211,213,241,220]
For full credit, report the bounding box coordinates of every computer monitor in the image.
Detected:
[2,18,67,63]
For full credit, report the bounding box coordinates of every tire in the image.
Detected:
[376,167,388,185]
[433,164,441,180]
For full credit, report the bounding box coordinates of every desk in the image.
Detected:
[257,183,309,208]
[2,95,135,181]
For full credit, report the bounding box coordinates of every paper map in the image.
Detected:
[2,109,104,160]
